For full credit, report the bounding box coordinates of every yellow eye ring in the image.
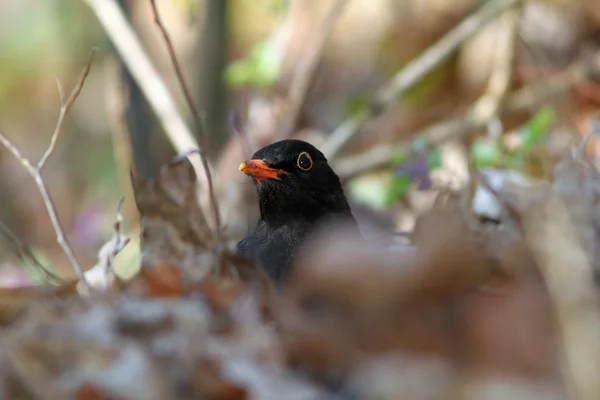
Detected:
[297,152,313,171]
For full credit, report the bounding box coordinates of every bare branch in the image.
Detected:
[54,75,65,105]
[0,134,36,177]
[334,48,600,180]
[321,0,522,159]
[149,0,222,246]
[276,0,347,139]
[0,133,90,288]
[0,53,96,289]
[38,48,97,172]
[0,220,64,285]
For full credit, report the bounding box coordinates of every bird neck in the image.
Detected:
[258,194,356,229]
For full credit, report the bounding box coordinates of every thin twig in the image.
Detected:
[0,220,64,284]
[0,138,89,287]
[276,0,347,139]
[38,48,97,172]
[0,52,96,289]
[149,0,222,247]
[321,0,522,159]
[334,48,600,180]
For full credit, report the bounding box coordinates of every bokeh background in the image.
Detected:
[1,0,599,285]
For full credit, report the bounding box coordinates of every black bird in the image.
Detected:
[236,139,359,283]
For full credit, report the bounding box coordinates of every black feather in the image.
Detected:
[236,140,359,283]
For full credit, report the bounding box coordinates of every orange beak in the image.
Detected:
[239,159,286,183]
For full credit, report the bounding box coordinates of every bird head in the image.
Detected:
[239,140,353,224]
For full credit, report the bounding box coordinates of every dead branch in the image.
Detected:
[149,0,222,248]
[276,0,347,140]
[321,0,522,159]
[334,49,600,180]
[0,49,97,289]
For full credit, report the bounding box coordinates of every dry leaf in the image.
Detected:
[131,154,216,287]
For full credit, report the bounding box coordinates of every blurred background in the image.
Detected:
[0,0,599,285]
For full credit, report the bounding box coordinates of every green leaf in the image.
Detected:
[225,60,254,87]
[520,106,554,149]
[386,174,412,203]
[471,138,503,168]
[251,42,281,85]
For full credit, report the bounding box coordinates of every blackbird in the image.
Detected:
[237,139,359,283]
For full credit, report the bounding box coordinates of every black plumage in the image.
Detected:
[236,139,359,283]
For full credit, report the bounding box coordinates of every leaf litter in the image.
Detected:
[1,137,600,399]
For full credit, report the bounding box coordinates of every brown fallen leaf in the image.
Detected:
[129,153,270,303]
[278,192,493,387]
[411,191,491,301]
[461,274,558,381]
[132,260,186,298]
[192,358,248,400]
[131,154,217,286]
[75,384,115,400]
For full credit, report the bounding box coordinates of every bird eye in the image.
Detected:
[296,152,313,171]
